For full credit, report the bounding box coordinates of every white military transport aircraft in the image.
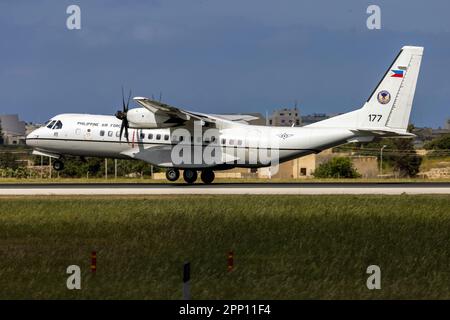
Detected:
[26,46,423,184]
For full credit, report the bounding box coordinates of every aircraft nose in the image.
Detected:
[26,130,39,147]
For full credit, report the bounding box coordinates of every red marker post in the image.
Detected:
[91,251,97,273]
[227,251,234,272]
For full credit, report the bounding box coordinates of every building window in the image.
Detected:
[300,167,307,176]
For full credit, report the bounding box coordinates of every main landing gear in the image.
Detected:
[53,159,64,171]
[165,168,180,182]
[165,168,215,184]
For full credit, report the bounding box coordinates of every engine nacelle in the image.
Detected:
[126,108,181,129]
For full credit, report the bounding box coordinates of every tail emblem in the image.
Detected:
[377,90,391,104]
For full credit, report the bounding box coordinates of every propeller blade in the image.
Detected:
[119,121,124,141]
[124,121,129,142]
[121,86,126,112]
[126,90,132,112]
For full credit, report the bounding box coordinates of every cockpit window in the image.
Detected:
[47,120,56,129]
[53,120,63,130]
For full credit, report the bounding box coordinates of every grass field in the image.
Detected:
[0,195,450,299]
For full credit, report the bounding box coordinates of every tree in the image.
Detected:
[423,134,450,150]
[313,157,361,178]
[0,152,20,169]
[423,134,450,157]
[0,120,4,145]
[389,138,422,177]
[351,124,422,177]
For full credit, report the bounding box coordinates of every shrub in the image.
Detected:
[313,157,361,178]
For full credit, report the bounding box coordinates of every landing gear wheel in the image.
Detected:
[53,160,64,171]
[201,170,215,184]
[166,168,180,182]
[183,169,198,184]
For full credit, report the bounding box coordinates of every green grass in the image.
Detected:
[0,195,450,299]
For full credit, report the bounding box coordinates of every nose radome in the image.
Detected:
[26,130,39,147]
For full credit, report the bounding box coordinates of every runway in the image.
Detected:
[1,182,450,195]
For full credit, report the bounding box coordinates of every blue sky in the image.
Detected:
[1,0,449,127]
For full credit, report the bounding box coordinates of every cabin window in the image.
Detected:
[229,139,235,145]
[116,131,120,137]
[156,134,161,140]
[54,132,58,137]
[47,120,56,129]
[87,129,91,133]
[108,131,113,137]
[53,120,63,130]
[179,136,184,142]
[148,133,153,140]
[237,140,242,146]
[221,138,226,145]
[164,134,169,141]
[100,130,105,137]
[75,129,81,135]
[140,133,145,139]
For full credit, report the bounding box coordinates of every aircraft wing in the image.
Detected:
[134,97,217,125]
[133,97,255,127]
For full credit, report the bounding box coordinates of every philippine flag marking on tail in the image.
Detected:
[391,69,404,78]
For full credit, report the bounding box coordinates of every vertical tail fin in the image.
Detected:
[307,46,424,132]
[361,46,424,130]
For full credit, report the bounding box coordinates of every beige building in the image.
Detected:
[258,150,378,179]
[269,108,301,126]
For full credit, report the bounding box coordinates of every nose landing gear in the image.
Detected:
[53,159,65,171]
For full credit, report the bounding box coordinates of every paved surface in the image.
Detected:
[1,183,449,195]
